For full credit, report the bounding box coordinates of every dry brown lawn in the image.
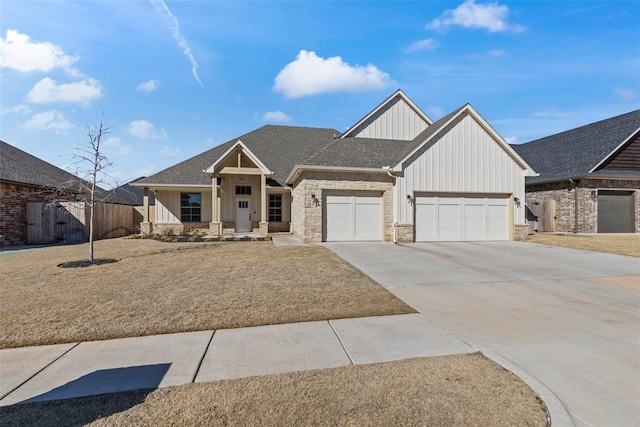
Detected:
[527,233,640,257]
[0,239,413,349]
[0,353,547,427]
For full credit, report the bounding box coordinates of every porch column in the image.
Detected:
[209,176,221,236]
[140,187,152,234]
[259,174,268,235]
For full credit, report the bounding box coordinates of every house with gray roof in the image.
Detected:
[513,110,640,233]
[133,90,535,242]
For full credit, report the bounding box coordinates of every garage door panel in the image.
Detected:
[598,191,634,233]
[415,195,509,241]
[325,203,352,241]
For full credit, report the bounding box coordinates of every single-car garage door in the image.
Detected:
[598,190,635,233]
[324,193,382,241]
[415,194,509,241]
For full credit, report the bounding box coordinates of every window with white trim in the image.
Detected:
[269,194,282,222]
[235,185,252,195]
[180,193,201,222]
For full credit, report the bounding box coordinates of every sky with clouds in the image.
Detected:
[1,0,638,187]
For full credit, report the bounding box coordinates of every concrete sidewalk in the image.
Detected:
[0,313,473,407]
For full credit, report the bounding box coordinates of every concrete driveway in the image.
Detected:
[325,241,640,427]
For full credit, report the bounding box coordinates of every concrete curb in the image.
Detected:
[482,350,575,427]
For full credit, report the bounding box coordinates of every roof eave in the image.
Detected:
[285,165,389,185]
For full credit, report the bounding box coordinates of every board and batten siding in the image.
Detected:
[351,97,429,141]
[155,190,212,223]
[396,114,526,224]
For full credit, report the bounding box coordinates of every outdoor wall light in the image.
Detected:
[311,194,320,207]
[514,197,521,208]
[406,194,414,206]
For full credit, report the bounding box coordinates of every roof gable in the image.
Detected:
[513,109,640,183]
[341,89,433,140]
[392,104,534,174]
[205,140,273,175]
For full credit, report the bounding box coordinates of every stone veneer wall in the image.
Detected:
[0,183,73,246]
[291,171,394,242]
[525,178,640,233]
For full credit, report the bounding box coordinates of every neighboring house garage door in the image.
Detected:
[324,193,382,241]
[598,190,635,233]
[415,194,509,241]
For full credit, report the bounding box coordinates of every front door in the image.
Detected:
[236,199,251,232]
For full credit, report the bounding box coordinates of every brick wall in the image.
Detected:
[525,178,640,233]
[0,183,73,246]
[291,171,394,242]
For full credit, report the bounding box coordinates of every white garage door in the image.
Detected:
[415,194,509,241]
[325,193,382,241]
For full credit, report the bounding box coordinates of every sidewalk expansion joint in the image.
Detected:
[0,341,81,402]
[191,330,215,383]
[327,320,354,365]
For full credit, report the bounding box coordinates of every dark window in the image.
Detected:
[269,194,282,222]
[180,193,201,222]
[235,185,252,195]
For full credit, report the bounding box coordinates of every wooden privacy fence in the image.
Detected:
[26,201,134,245]
[526,198,556,234]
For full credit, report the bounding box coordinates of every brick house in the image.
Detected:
[513,110,640,233]
[133,90,536,242]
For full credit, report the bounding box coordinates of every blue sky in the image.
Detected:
[1,0,638,187]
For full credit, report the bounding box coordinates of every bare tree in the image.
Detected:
[72,113,113,261]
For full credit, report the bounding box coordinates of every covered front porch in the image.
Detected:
[207,139,290,236]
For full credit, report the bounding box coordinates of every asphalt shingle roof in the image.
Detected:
[512,110,640,183]
[1,140,83,189]
[136,125,342,187]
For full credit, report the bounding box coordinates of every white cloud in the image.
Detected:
[426,0,525,33]
[504,136,519,144]
[263,110,293,123]
[614,87,637,101]
[23,110,75,135]
[2,104,31,115]
[160,145,181,156]
[149,0,202,86]
[104,136,132,155]
[405,38,439,53]
[26,77,103,104]
[426,106,445,119]
[274,50,393,98]
[533,107,570,118]
[0,29,79,75]
[137,79,161,92]
[128,120,167,139]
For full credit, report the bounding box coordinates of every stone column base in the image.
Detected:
[513,224,530,241]
[140,222,152,235]
[258,221,269,235]
[394,224,414,243]
[209,221,221,236]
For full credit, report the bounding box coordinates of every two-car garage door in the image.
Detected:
[415,194,509,241]
[324,193,382,241]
